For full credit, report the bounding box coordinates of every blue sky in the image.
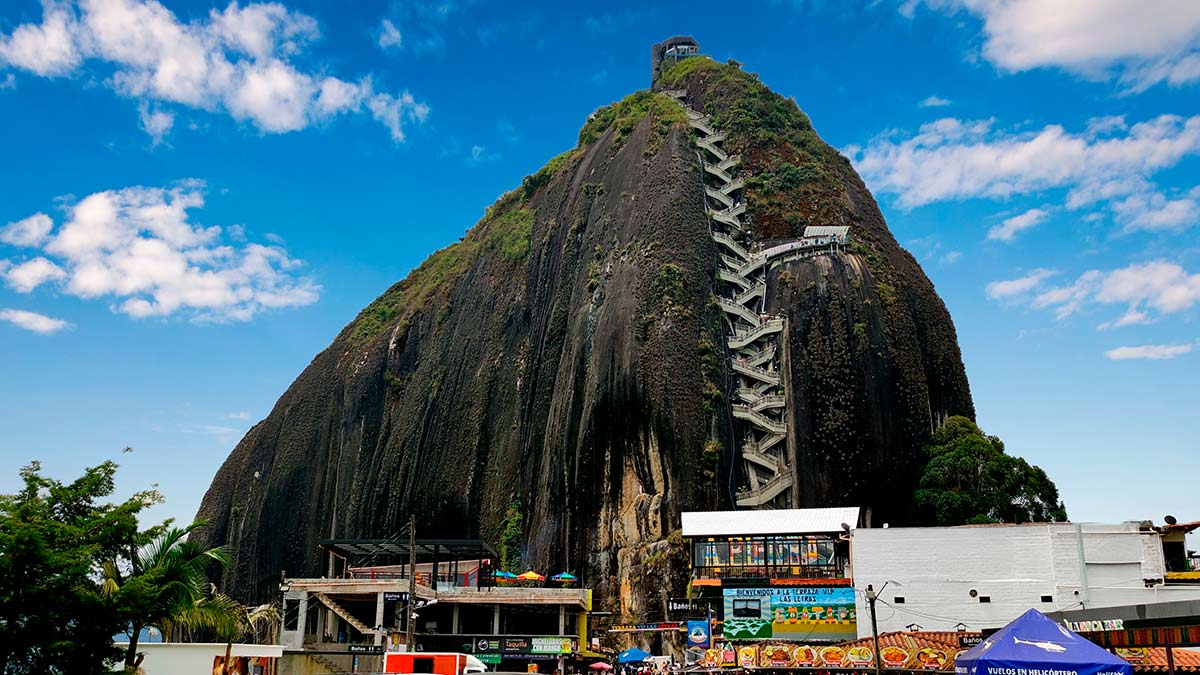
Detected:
[0,0,1197,530]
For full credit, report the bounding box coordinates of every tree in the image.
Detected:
[100,521,231,672]
[0,460,156,675]
[914,416,1067,526]
[499,499,524,572]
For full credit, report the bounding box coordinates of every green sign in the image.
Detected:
[477,654,502,665]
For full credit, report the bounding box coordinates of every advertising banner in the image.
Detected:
[721,587,857,641]
[687,620,711,649]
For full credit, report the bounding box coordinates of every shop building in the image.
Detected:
[278,538,593,673]
[852,519,1200,638]
[681,507,860,644]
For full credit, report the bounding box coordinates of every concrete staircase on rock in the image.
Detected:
[664,88,849,508]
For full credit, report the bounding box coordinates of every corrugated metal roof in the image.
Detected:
[804,225,850,237]
[681,507,860,537]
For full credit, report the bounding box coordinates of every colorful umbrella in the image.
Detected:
[494,571,517,583]
[589,663,613,671]
[550,572,577,581]
[517,570,545,581]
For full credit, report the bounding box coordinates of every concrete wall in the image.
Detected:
[115,642,283,675]
[851,523,1200,637]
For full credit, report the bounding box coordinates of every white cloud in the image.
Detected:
[908,0,1200,92]
[849,114,1200,235]
[990,259,1200,326]
[1,213,55,247]
[0,0,428,142]
[919,94,951,107]
[988,207,1048,242]
[985,268,1056,300]
[1105,343,1193,361]
[941,250,962,265]
[0,73,14,90]
[0,308,71,334]
[850,114,1200,209]
[378,19,402,50]
[0,1,82,76]
[138,103,174,144]
[4,257,67,292]
[17,181,319,321]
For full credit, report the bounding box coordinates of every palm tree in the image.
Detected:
[211,600,281,675]
[101,521,230,673]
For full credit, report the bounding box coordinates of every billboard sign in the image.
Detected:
[721,587,857,641]
[687,620,711,649]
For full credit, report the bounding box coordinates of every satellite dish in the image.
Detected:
[1165,515,1178,525]
[841,522,851,532]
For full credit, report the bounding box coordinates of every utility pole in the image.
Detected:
[405,516,417,651]
[866,584,882,675]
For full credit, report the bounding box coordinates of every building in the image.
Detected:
[279,538,593,673]
[650,36,700,84]
[113,642,283,675]
[681,507,861,644]
[851,520,1200,638]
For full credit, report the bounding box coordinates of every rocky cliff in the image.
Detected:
[193,57,974,610]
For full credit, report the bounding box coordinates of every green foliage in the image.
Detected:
[914,416,1067,526]
[102,521,233,670]
[652,263,687,311]
[522,150,576,199]
[701,440,722,484]
[0,460,148,675]
[875,281,897,307]
[499,499,524,572]
[701,382,724,414]
[486,208,533,262]
[852,322,868,353]
[350,239,481,345]
[578,91,687,149]
[746,163,827,194]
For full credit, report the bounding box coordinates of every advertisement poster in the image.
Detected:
[722,587,857,641]
[688,620,711,649]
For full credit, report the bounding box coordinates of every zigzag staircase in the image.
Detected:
[312,591,382,638]
[664,87,849,508]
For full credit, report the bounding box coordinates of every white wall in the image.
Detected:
[114,642,284,675]
[851,522,1200,638]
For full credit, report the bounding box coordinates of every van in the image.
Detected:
[383,652,488,674]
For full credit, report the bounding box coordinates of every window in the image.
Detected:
[732,599,761,618]
[1041,595,1053,603]
[978,596,991,603]
[283,599,299,631]
[893,597,905,604]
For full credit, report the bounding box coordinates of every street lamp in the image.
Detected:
[865,580,902,675]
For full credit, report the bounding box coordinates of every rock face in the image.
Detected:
[193,58,973,609]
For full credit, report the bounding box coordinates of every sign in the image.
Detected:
[669,599,711,616]
[476,654,502,665]
[503,637,532,654]
[348,645,384,654]
[476,638,501,653]
[531,637,575,655]
[687,620,711,649]
[959,635,983,648]
[1115,648,1147,663]
[880,646,910,669]
[383,592,408,602]
[609,622,684,633]
[721,587,857,642]
[1065,619,1125,632]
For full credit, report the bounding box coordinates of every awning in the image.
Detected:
[957,609,1133,675]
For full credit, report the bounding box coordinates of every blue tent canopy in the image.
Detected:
[957,609,1132,675]
[618,648,652,664]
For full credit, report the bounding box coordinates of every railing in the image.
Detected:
[692,564,845,581]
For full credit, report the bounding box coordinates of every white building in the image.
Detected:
[113,642,284,675]
[851,521,1200,637]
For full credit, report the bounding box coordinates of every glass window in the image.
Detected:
[732,599,760,618]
